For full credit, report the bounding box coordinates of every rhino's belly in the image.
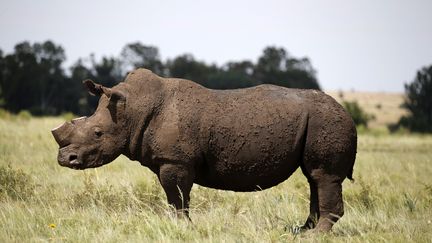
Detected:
[194,148,302,192]
[191,87,308,191]
[194,120,306,191]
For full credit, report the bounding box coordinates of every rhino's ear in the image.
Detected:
[83,79,126,102]
[83,79,104,96]
[104,89,126,102]
[105,89,126,122]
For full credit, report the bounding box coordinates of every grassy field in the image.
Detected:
[1,114,431,242]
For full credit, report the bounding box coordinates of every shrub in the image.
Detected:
[69,175,131,210]
[0,108,12,119]
[17,110,32,120]
[0,165,35,201]
[342,100,375,127]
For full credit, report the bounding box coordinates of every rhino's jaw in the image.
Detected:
[57,144,107,170]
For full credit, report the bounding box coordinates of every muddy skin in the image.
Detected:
[52,68,357,232]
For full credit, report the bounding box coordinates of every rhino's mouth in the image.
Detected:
[69,164,86,170]
[60,155,89,170]
[58,146,85,170]
[57,143,105,170]
[67,154,86,170]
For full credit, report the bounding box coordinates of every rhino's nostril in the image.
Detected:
[69,154,78,162]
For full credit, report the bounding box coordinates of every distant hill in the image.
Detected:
[326,91,407,129]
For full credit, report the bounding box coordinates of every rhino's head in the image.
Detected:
[51,80,129,170]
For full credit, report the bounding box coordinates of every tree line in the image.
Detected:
[1,40,430,133]
[0,40,320,116]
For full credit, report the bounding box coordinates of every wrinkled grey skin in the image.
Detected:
[52,68,357,232]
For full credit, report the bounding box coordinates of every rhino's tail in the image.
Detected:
[346,132,357,182]
[347,166,354,181]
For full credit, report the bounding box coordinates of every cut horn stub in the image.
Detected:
[71,116,87,124]
[51,122,74,147]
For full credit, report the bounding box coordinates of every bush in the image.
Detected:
[17,110,32,120]
[0,108,12,119]
[0,165,35,201]
[342,100,375,127]
[69,175,131,211]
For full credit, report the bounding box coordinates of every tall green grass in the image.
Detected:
[0,117,431,242]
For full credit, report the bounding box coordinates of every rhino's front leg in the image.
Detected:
[158,163,195,219]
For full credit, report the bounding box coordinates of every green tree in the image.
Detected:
[0,42,323,115]
[253,46,320,90]
[121,42,165,75]
[206,71,258,89]
[225,61,255,75]
[69,59,94,114]
[166,54,218,86]
[396,65,432,132]
[0,41,69,114]
[92,56,123,88]
[32,41,68,114]
[205,61,259,89]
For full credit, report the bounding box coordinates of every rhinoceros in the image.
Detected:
[52,68,356,232]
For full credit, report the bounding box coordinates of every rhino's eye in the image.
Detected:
[94,128,103,137]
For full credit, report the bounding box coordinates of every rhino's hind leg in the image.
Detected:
[300,165,319,230]
[313,174,344,232]
[300,166,345,232]
[158,163,194,219]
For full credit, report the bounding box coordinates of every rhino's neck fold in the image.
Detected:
[125,109,155,161]
[123,92,165,163]
[122,76,167,163]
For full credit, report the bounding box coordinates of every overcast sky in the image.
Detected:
[1,0,431,92]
